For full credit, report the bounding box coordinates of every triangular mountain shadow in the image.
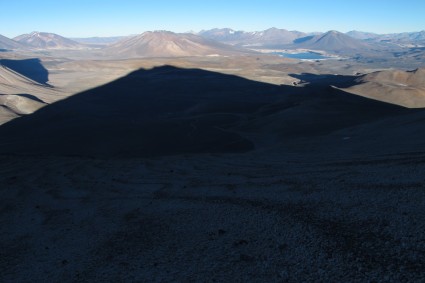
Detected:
[0,58,50,85]
[0,65,411,158]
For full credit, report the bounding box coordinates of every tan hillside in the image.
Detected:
[342,68,425,108]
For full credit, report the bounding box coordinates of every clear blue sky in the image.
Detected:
[1,0,424,38]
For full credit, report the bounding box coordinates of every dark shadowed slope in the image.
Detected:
[0,66,278,157]
[0,58,50,85]
[0,66,413,158]
[317,106,425,157]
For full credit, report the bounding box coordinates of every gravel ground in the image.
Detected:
[1,151,425,282]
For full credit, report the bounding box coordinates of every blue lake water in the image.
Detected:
[273,52,330,60]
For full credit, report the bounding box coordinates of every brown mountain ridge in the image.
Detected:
[104,31,250,58]
[14,31,84,49]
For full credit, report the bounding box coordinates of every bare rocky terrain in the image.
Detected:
[1,29,425,282]
[341,68,425,107]
[0,59,63,124]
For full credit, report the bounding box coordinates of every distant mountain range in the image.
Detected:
[71,36,129,45]
[292,30,372,52]
[345,31,380,40]
[1,28,424,55]
[199,27,308,46]
[198,28,425,49]
[346,30,425,47]
[13,32,83,49]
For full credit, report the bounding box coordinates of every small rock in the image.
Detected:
[278,243,288,252]
[239,254,255,262]
[233,239,249,247]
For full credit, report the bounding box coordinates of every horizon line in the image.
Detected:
[4,27,425,39]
